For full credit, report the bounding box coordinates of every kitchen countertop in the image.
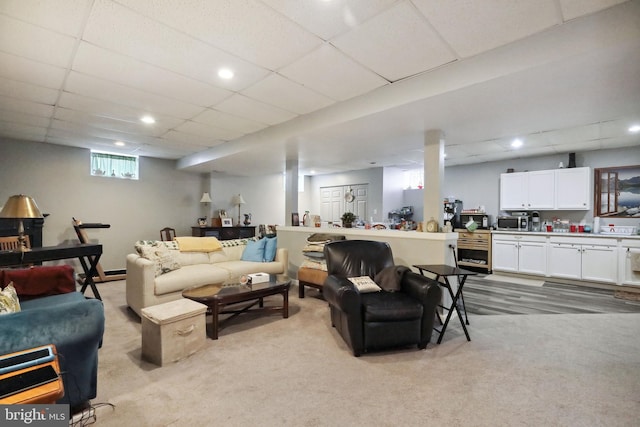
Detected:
[491,230,640,240]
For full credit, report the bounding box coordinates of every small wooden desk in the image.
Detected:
[0,244,103,299]
[413,264,478,344]
[0,345,64,404]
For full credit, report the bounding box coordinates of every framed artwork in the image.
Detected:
[594,165,640,218]
[219,210,227,218]
[291,212,300,226]
[221,218,233,227]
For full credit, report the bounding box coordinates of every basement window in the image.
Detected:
[90,151,138,179]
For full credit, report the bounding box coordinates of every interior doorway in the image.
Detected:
[320,184,368,224]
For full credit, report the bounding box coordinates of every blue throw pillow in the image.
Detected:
[263,237,277,262]
[241,239,266,262]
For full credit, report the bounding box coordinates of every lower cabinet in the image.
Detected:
[492,235,546,275]
[547,239,618,284]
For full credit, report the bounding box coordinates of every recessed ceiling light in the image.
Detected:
[114,141,125,147]
[511,138,523,148]
[141,115,155,124]
[218,68,234,79]
[629,124,640,133]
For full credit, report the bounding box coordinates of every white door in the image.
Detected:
[527,170,555,210]
[320,187,344,223]
[555,167,590,210]
[500,173,527,210]
[582,245,617,283]
[548,243,581,280]
[518,241,547,275]
[492,240,519,272]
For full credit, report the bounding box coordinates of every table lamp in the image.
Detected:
[200,192,212,222]
[0,194,44,251]
[231,194,246,226]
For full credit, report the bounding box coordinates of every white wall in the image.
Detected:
[0,138,206,270]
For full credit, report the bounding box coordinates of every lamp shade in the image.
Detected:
[0,194,43,219]
[231,194,246,205]
[200,192,212,203]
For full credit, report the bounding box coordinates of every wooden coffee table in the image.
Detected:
[182,275,291,339]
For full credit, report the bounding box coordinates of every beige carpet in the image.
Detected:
[90,280,640,426]
[482,274,545,287]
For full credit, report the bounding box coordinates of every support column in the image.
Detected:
[423,129,445,228]
[284,158,299,225]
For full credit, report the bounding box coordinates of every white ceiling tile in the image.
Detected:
[0,15,77,68]
[191,109,268,135]
[552,140,603,152]
[262,0,398,40]
[598,134,640,150]
[241,73,335,114]
[215,94,297,126]
[599,117,635,138]
[0,51,67,89]
[71,43,232,108]
[412,0,560,57]
[53,107,168,137]
[64,72,204,119]
[173,121,243,141]
[0,95,54,118]
[0,120,47,140]
[0,77,58,105]
[544,123,600,144]
[279,44,388,101]
[332,2,456,82]
[0,0,91,36]
[116,0,322,70]
[559,0,628,20]
[162,130,225,149]
[458,140,505,155]
[0,108,50,129]
[82,0,270,92]
[48,119,162,146]
[57,92,186,130]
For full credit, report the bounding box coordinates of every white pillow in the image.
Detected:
[348,276,382,293]
[139,244,181,277]
[0,282,21,314]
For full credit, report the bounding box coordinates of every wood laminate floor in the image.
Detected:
[463,276,640,315]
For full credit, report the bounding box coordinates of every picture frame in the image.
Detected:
[219,209,227,218]
[221,218,233,227]
[291,212,300,226]
[594,165,640,218]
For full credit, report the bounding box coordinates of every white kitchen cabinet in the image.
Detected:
[492,234,546,275]
[555,167,590,210]
[500,167,590,211]
[500,170,555,210]
[619,240,640,287]
[547,237,617,284]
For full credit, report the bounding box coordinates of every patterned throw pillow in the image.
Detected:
[0,282,21,314]
[137,242,181,277]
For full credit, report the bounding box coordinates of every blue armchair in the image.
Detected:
[0,267,105,411]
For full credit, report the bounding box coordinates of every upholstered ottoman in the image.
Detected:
[298,267,328,298]
[141,298,207,366]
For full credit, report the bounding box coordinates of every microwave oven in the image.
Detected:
[460,214,491,230]
[497,215,530,231]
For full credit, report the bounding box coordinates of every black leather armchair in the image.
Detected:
[323,240,442,356]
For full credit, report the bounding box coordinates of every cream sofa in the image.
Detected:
[126,238,288,317]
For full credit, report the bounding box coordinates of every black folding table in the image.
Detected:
[413,264,477,344]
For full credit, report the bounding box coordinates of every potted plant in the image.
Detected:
[341,212,356,228]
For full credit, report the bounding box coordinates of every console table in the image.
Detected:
[191,226,255,240]
[0,244,103,300]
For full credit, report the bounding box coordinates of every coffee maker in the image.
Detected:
[531,211,541,232]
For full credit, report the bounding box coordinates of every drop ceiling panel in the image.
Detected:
[57,92,186,130]
[0,0,91,36]
[279,44,388,101]
[0,109,51,129]
[241,73,335,115]
[332,1,456,82]
[544,123,600,144]
[117,0,323,70]
[412,0,560,57]
[71,43,232,107]
[82,0,270,92]
[215,94,297,126]
[162,130,225,149]
[53,107,168,137]
[48,119,163,146]
[64,72,204,119]
[0,51,67,89]
[0,15,77,68]
[457,141,506,155]
[262,0,398,40]
[552,139,603,152]
[0,123,47,141]
[173,121,242,141]
[0,96,54,118]
[191,109,267,135]
[0,77,58,105]
[559,0,628,20]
